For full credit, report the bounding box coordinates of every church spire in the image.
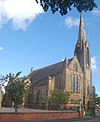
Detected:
[78,12,87,43]
[74,13,87,56]
[74,13,90,70]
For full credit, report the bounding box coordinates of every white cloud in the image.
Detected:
[0,0,43,30]
[0,46,3,50]
[91,57,97,71]
[65,17,79,28]
[92,9,100,15]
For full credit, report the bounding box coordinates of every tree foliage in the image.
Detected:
[48,89,71,106]
[36,0,97,15]
[5,72,31,112]
[95,95,100,105]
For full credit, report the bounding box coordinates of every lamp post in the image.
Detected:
[80,99,82,117]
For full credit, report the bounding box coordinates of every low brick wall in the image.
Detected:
[0,112,81,121]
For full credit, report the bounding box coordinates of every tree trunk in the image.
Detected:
[14,102,18,113]
[15,104,18,113]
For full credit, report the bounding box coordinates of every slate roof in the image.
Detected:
[29,61,64,83]
[32,78,47,87]
[28,58,73,86]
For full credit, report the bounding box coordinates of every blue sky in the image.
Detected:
[0,0,100,95]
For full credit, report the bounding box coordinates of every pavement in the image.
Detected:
[0,107,57,113]
[0,107,76,113]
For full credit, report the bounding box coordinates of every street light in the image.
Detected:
[79,99,82,117]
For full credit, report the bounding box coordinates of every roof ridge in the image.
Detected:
[29,60,64,74]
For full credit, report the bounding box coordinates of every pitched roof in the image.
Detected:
[29,61,64,84]
[32,78,47,87]
[28,58,73,86]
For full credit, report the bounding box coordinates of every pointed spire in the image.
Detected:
[78,13,87,43]
[74,13,91,70]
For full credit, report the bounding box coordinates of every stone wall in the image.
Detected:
[0,112,81,121]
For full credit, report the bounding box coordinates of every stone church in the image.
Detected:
[27,13,94,110]
[2,13,95,110]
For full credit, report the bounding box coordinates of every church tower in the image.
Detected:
[74,13,93,109]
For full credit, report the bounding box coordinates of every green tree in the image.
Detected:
[5,72,31,113]
[48,89,71,109]
[95,94,100,105]
[36,0,97,15]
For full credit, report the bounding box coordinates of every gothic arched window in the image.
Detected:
[37,90,40,104]
[71,73,75,92]
[75,75,80,93]
[77,76,80,93]
[41,89,46,103]
[74,64,78,72]
[58,78,62,89]
[33,90,37,103]
[71,74,80,93]
[71,74,73,91]
[75,75,78,92]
